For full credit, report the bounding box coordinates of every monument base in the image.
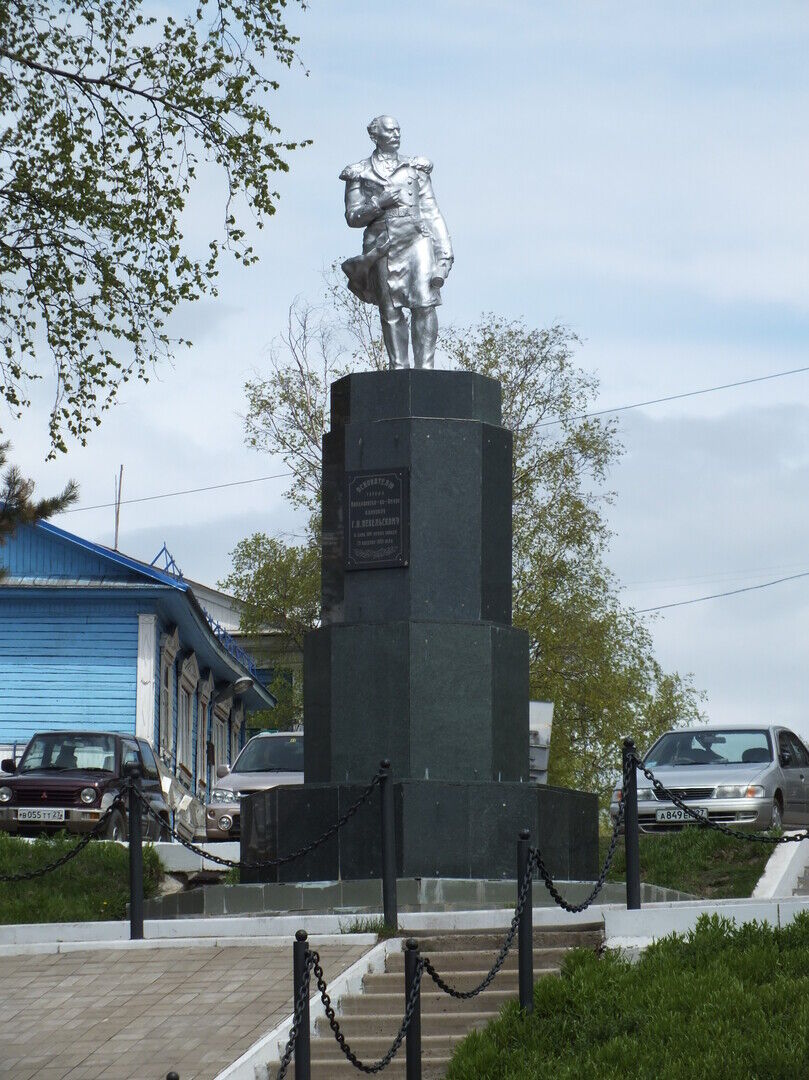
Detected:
[240,780,598,884]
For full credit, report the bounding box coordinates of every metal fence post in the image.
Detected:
[405,939,422,1080]
[124,763,144,940]
[517,828,534,1013]
[379,759,398,931]
[622,737,641,910]
[293,929,311,1080]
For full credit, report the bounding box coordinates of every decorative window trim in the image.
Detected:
[176,652,199,776]
[197,670,215,795]
[157,626,181,766]
[212,703,229,778]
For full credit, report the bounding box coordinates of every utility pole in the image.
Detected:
[114,465,124,550]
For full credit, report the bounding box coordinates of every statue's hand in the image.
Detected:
[377,187,402,209]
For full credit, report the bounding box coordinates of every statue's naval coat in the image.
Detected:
[340,154,453,311]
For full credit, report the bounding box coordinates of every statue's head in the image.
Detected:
[368,115,400,153]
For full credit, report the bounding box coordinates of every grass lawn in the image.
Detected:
[0,833,163,923]
[447,913,809,1080]
[599,825,773,898]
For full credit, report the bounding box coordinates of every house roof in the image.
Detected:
[0,519,275,711]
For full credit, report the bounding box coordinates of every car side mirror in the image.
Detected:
[1,758,16,774]
[216,764,230,779]
[780,750,793,768]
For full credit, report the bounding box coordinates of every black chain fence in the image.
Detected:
[7,742,805,1079]
[133,773,383,870]
[276,946,424,1080]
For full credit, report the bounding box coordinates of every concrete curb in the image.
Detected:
[0,904,603,949]
[752,833,809,898]
[214,937,401,1080]
[0,932,378,958]
[602,895,809,949]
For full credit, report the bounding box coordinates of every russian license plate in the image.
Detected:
[17,808,66,823]
[655,807,708,823]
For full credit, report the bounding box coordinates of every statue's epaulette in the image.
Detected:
[408,156,433,174]
[339,160,365,181]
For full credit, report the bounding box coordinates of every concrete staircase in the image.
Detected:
[280,923,602,1078]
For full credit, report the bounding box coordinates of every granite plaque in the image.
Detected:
[345,468,409,570]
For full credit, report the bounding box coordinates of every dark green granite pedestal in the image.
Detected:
[241,370,598,882]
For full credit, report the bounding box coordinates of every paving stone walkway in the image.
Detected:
[0,942,370,1080]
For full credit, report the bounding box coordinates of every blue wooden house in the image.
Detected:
[0,519,274,814]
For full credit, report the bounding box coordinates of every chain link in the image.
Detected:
[311,947,424,1073]
[131,774,382,870]
[0,793,127,882]
[633,756,809,845]
[533,753,631,913]
[422,842,537,999]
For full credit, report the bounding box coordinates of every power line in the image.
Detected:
[622,559,809,591]
[637,568,809,614]
[58,470,294,514]
[51,363,809,516]
[538,364,809,428]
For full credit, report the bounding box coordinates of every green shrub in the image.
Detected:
[0,833,163,923]
[447,913,809,1079]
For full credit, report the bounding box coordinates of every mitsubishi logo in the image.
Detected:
[41,792,47,800]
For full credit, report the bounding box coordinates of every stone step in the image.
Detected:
[315,1010,496,1037]
[339,986,536,1015]
[286,1057,450,1079]
[405,927,602,951]
[384,945,570,971]
[363,968,523,993]
[310,1031,467,1057]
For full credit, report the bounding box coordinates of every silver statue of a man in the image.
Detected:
[340,116,453,369]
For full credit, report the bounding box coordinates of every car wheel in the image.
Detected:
[105,809,127,842]
[771,798,783,831]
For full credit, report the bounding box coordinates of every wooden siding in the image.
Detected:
[1,523,138,582]
[0,596,139,744]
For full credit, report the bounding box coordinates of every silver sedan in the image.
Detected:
[610,725,809,833]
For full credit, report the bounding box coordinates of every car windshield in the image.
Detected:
[232,735,303,774]
[18,733,116,773]
[645,729,772,768]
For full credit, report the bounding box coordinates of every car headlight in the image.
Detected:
[636,787,654,800]
[80,787,96,805]
[0,787,12,803]
[714,784,765,799]
[211,788,233,803]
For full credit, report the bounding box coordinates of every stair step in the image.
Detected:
[405,928,602,950]
[315,1010,496,1036]
[385,946,571,971]
[364,968,524,992]
[310,1031,467,1056]
[286,1058,450,1078]
[339,987,532,1014]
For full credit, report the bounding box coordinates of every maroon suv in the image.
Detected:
[0,731,170,841]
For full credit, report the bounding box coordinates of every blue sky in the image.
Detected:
[6,1,809,736]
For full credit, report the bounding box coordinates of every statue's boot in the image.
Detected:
[381,312,410,369]
[412,307,438,369]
